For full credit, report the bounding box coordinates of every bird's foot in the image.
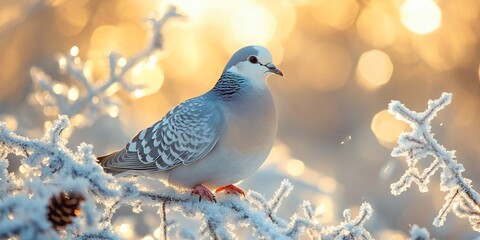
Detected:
[191,184,216,203]
[215,184,245,197]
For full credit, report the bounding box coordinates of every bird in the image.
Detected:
[98,45,283,202]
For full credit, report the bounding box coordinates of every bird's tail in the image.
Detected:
[97,151,126,176]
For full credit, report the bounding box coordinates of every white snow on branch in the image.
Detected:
[0,115,120,239]
[389,92,480,231]
[0,115,373,239]
[408,225,433,240]
[107,178,373,239]
[321,202,373,240]
[30,7,183,127]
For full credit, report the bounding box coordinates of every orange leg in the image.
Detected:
[191,184,216,203]
[215,184,245,197]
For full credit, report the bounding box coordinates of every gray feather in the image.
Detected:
[98,95,223,172]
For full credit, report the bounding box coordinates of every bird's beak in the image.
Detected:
[265,63,283,77]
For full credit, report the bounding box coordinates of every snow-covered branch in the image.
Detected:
[30,7,183,127]
[107,179,372,239]
[321,202,373,240]
[408,225,433,240]
[0,115,373,239]
[389,92,480,231]
[0,115,119,239]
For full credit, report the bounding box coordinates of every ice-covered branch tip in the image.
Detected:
[409,225,433,240]
[30,6,183,127]
[0,115,373,239]
[322,202,373,240]
[389,92,480,231]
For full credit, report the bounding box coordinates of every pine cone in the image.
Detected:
[47,191,85,230]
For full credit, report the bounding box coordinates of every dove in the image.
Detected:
[98,45,283,202]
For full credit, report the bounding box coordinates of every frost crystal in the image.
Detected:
[389,92,480,231]
[322,202,373,240]
[409,225,433,240]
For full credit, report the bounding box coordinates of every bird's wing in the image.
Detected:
[102,96,223,171]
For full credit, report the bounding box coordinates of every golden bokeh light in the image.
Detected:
[268,1,296,41]
[71,115,86,127]
[108,105,120,118]
[356,5,396,48]
[478,65,480,82]
[267,40,285,65]
[315,196,334,223]
[356,49,393,90]
[1,115,18,131]
[264,142,292,166]
[224,3,276,51]
[0,34,22,102]
[19,165,27,174]
[117,58,127,68]
[53,0,89,36]
[163,28,203,80]
[58,56,67,70]
[317,176,338,193]
[153,227,162,239]
[371,110,409,148]
[53,83,66,95]
[91,96,99,104]
[116,223,134,239]
[70,46,79,57]
[129,62,164,98]
[67,87,79,101]
[375,230,407,240]
[298,42,352,91]
[452,95,476,129]
[413,24,475,71]
[142,236,155,240]
[170,0,210,21]
[285,158,305,176]
[43,106,57,117]
[88,24,146,79]
[312,0,359,30]
[0,4,21,30]
[401,0,441,35]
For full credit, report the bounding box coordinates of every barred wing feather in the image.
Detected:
[101,96,222,171]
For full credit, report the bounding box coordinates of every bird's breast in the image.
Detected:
[221,88,277,155]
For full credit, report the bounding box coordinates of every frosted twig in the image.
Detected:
[408,225,433,240]
[159,198,169,240]
[389,92,480,231]
[0,115,373,239]
[321,202,373,240]
[30,6,183,127]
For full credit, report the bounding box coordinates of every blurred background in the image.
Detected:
[1,0,480,238]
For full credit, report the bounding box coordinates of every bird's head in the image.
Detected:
[223,45,283,81]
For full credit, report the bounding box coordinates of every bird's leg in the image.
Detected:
[191,184,217,203]
[215,184,245,197]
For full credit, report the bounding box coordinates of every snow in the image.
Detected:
[389,92,480,231]
[409,225,432,240]
[0,114,374,239]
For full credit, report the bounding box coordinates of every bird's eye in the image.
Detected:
[248,56,258,64]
